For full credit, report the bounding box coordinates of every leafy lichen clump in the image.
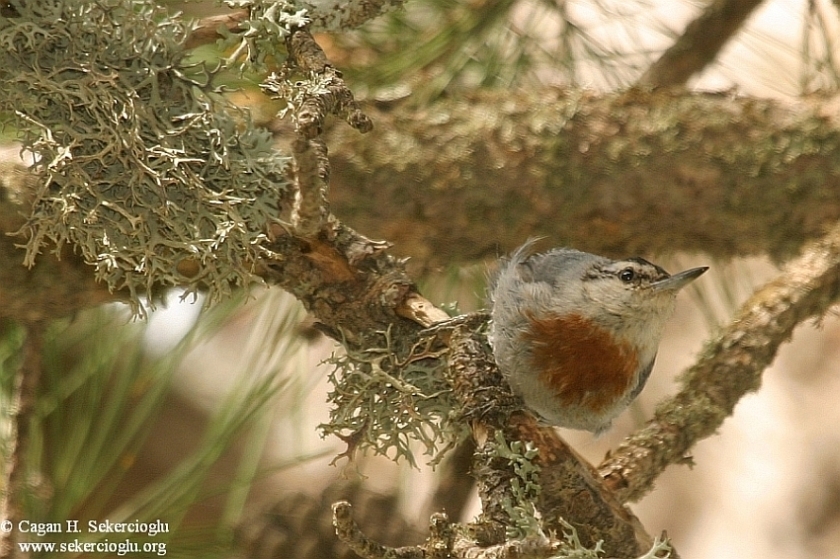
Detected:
[321,328,468,468]
[490,432,543,539]
[220,0,310,71]
[0,0,291,309]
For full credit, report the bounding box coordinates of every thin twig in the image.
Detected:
[290,136,331,237]
[281,28,372,237]
[638,0,766,87]
[332,501,425,559]
[184,10,249,50]
[599,219,840,503]
[285,29,373,137]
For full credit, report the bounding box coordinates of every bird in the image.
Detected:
[488,239,707,433]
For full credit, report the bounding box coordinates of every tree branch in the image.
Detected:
[598,219,840,503]
[7,2,829,557]
[322,88,840,270]
[276,28,373,237]
[333,501,426,559]
[638,0,767,87]
[184,10,248,50]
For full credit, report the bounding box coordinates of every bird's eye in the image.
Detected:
[619,268,635,283]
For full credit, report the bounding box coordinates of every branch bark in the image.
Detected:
[322,88,840,271]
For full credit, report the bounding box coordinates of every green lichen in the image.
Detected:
[490,431,543,539]
[0,0,291,311]
[321,327,466,468]
[549,518,605,559]
[219,0,309,71]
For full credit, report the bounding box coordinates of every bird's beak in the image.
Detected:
[651,266,708,292]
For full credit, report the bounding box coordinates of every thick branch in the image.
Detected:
[260,225,419,348]
[323,88,840,269]
[514,416,654,556]
[638,0,766,87]
[598,219,840,503]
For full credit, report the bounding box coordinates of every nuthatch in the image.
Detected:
[489,240,707,433]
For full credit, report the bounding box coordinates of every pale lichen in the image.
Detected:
[321,327,466,468]
[0,0,292,311]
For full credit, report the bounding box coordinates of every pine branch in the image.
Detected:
[4,2,840,556]
[323,88,840,269]
[638,0,767,87]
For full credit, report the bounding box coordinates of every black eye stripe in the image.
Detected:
[587,261,670,283]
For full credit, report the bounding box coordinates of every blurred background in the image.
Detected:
[4,0,840,557]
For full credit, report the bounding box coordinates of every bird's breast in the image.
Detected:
[522,312,640,413]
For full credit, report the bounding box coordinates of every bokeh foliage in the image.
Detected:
[0,292,315,557]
